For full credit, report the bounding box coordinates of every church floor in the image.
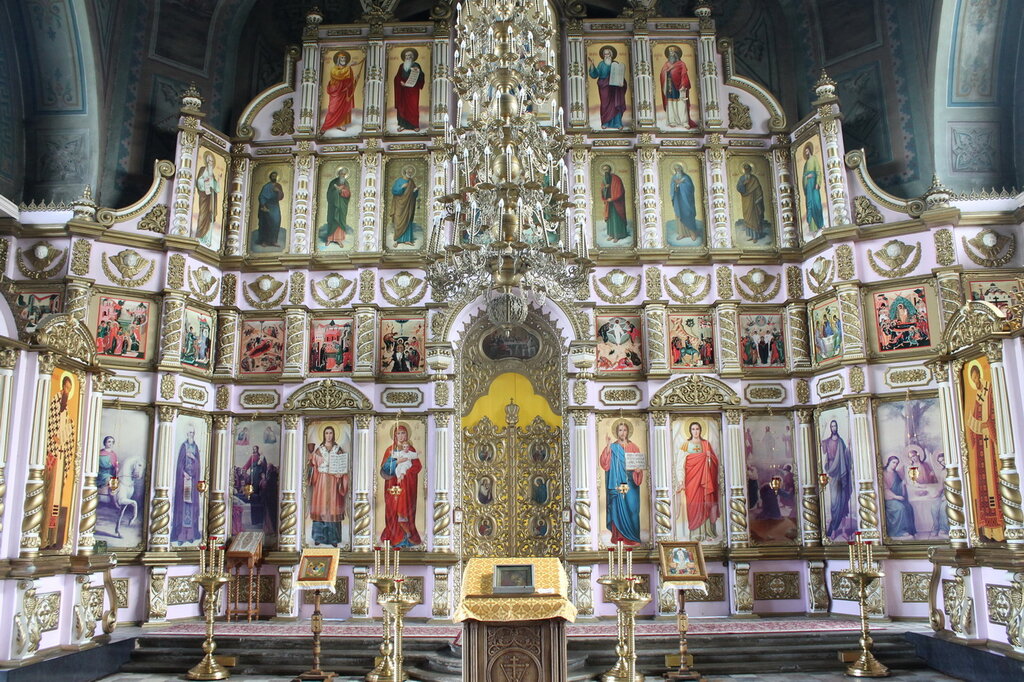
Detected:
[96,672,962,681]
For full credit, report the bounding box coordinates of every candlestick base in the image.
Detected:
[292,672,336,682]
[846,649,890,678]
[186,655,231,681]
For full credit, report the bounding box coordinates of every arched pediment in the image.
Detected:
[650,374,741,408]
[32,314,96,367]
[941,300,1008,355]
[283,379,372,412]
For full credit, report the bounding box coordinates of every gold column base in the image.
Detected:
[186,655,230,680]
[846,649,890,678]
[601,672,644,682]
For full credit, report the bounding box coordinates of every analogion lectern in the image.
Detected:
[455,558,577,682]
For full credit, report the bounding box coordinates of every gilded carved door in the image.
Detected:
[458,313,565,558]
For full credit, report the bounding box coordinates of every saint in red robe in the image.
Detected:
[683,437,719,532]
[321,57,358,131]
[393,57,426,131]
[379,428,422,547]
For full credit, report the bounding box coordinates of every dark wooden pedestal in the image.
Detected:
[463,617,567,682]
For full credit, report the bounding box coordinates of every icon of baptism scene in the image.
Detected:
[6,1,1024,679]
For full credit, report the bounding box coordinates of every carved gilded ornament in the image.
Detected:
[359,269,375,303]
[796,379,811,404]
[311,273,356,308]
[165,254,186,290]
[853,196,884,226]
[284,379,372,411]
[941,301,1006,356]
[743,383,786,404]
[380,271,427,307]
[160,374,176,400]
[734,268,781,303]
[16,241,66,280]
[644,266,663,300]
[240,390,280,409]
[806,256,835,295]
[716,266,734,299]
[70,239,91,275]
[753,572,800,600]
[220,273,237,306]
[598,385,642,406]
[785,265,803,299]
[270,98,295,136]
[835,245,855,280]
[33,315,96,366]
[866,240,922,279]
[901,572,930,603]
[288,272,306,306]
[883,367,930,389]
[943,568,974,636]
[650,374,741,408]
[187,266,220,303]
[934,229,956,266]
[816,374,844,399]
[665,269,710,304]
[962,230,1016,268]
[848,366,865,393]
[101,249,156,288]
[243,275,287,309]
[727,93,752,130]
[215,385,230,410]
[180,384,208,405]
[594,269,641,304]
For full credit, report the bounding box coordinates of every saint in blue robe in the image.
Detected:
[605,442,641,543]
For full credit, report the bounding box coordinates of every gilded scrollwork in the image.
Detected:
[594,269,641,304]
[311,272,356,308]
[651,374,741,408]
[853,196,883,226]
[866,240,922,279]
[665,269,710,304]
[962,230,1015,268]
[806,256,835,295]
[102,249,156,288]
[16,241,66,280]
[283,379,372,411]
[243,275,288,310]
[734,268,782,303]
[187,265,221,303]
[380,271,428,306]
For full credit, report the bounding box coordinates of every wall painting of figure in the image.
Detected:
[170,412,211,549]
[319,47,366,137]
[727,154,777,249]
[94,406,152,553]
[869,283,933,354]
[653,41,700,131]
[875,397,949,543]
[379,316,425,375]
[246,162,292,256]
[382,158,428,252]
[809,295,842,366]
[231,419,281,549]
[738,311,786,370]
[670,415,724,545]
[374,419,427,549]
[961,356,1005,542]
[190,144,228,250]
[40,368,84,552]
[12,291,62,334]
[794,137,829,241]
[667,312,715,370]
[595,313,643,374]
[385,44,430,134]
[591,156,636,249]
[93,295,153,362]
[743,415,798,545]
[181,306,214,371]
[309,316,354,374]
[965,274,1021,319]
[585,42,632,131]
[658,154,706,247]
[314,159,362,253]
[304,417,353,548]
[238,318,285,375]
[481,326,541,361]
[597,415,649,547]
[817,405,856,544]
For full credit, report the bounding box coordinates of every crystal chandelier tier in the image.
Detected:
[426,0,592,326]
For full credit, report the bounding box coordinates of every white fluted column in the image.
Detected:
[931,361,968,546]
[631,30,654,127]
[695,4,722,127]
[651,411,671,541]
[353,414,373,552]
[706,136,730,248]
[148,406,178,552]
[432,411,453,551]
[565,29,587,128]
[849,397,880,540]
[362,37,386,133]
[208,415,230,545]
[724,409,748,548]
[570,409,593,550]
[989,348,1024,546]
[295,10,323,135]
[795,409,821,546]
[279,414,300,553]
[76,372,108,556]
[0,348,18,535]
[19,354,55,558]
[773,143,798,248]
[430,22,451,130]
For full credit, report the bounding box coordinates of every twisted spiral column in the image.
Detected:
[279,414,301,552]
[19,354,55,558]
[148,406,178,552]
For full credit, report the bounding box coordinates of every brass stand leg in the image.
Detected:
[187,580,231,680]
[294,589,336,681]
[665,589,700,680]
[845,577,889,678]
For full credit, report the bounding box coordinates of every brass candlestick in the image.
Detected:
[842,534,889,678]
[380,579,418,682]
[600,545,648,682]
[294,588,336,681]
[187,541,230,681]
[367,542,406,682]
